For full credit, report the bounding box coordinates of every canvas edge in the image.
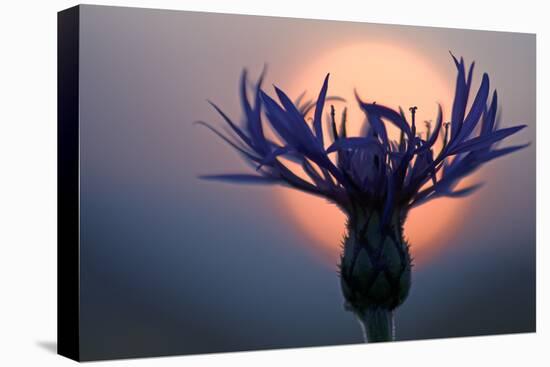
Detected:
[57,4,81,362]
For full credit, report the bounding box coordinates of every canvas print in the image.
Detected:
[57,4,536,361]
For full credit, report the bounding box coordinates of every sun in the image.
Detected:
[275,41,476,266]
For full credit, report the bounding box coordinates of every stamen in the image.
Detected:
[340,107,348,138]
[330,105,339,140]
[443,122,451,149]
[409,106,418,135]
[424,120,432,140]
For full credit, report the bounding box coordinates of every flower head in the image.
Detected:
[198,54,528,225]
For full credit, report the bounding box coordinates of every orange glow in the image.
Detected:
[277,188,472,266]
[276,42,476,267]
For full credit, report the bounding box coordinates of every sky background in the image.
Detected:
[77,5,535,360]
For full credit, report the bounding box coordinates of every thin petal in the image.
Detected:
[313,74,330,145]
[449,125,526,154]
[208,100,252,147]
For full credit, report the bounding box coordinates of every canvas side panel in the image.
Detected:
[57,5,81,362]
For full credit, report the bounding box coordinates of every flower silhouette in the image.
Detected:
[197,54,528,342]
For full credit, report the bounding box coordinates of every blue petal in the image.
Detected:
[449,125,526,154]
[260,91,300,147]
[366,112,390,151]
[477,143,530,162]
[302,159,332,191]
[449,51,460,68]
[194,121,261,163]
[313,74,330,146]
[273,85,318,146]
[466,61,475,90]
[208,100,252,148]
[417,104,443,153]
[242,69,267,151]
[256,145,293,169]
[481,90,498,135]
[355,92,412,138]
[240,70,252,121]
[451,73,490,147]
[450,57,468,139]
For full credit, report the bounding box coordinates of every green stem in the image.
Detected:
[357,308,395,343]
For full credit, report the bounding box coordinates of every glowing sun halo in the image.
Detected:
[276,42,476,267]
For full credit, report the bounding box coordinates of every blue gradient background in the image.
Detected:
[77,5,535,360]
